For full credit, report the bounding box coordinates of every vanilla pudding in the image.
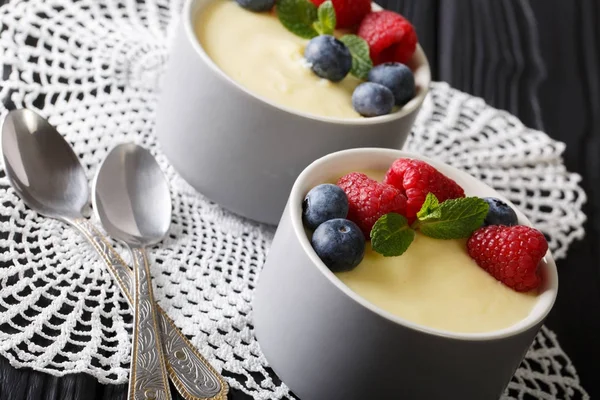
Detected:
[196,0,365,118]
[336,235,538,333]
[326,170,538,334]
[254,148,556,400]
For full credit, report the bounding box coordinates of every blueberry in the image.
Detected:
[303,184,349,230]
[311,219,365,272]
[483,197,519,226]
[352,82,395,117]
[235,0,274,12]
[367,62,415,106]
[304,35,352,82]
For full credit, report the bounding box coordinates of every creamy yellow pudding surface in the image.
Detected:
[196,0,364,118]
[331,170,538,334]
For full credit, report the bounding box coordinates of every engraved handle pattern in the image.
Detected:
[69,218,228,400]
[160,315,222,398]
[130,247,171,400]
[71,218,135,304]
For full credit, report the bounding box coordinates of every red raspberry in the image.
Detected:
[310,0,371,29]
[337,172,407,236]
[357,11,418,65]
[467,225,548,292]
[384,158,465,222]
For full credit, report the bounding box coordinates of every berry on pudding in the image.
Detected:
[384,158,465,222]
[482,197,519,226]
[358,10,417,65]
[336,172,406,236]
[301,158,548,333]
[467,225,547,292]
[351,82,395,117]
[312,218,365,272]
[304,35,353,82]
[309,0,371,29]
[196,0,420,118]
[302,183,349,229]
[235,0,275,12]
[368,62,416,106]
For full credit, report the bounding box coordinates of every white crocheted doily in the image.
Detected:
[0,0,589,399]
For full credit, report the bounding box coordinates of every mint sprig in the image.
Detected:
[277,0,318,39]
[276,0,374,80]
[370,213,415,257]
[339,35,373,80]
[415,195,489,239]
[416,192,440,221]
[313,1,336,35]
[370,194,489,256]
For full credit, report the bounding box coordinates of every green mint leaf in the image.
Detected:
[277,0,318,39]
[313,1,336,35]
[312,21,326,35]
[339,34,373,80]
[416,192,441,221]
[370,213,416,257]
[419,197,490,239]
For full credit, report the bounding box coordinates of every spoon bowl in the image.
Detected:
[1,109,88,219]
[92,143,172,247]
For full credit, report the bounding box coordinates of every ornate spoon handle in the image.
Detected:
[129,246,171,400]
[70,217,228,400]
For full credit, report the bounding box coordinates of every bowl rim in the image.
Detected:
[288,148,559,341]
[181,0,432,125]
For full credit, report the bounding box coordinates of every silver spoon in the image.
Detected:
[93,143,171,400]
[1,109,227,400]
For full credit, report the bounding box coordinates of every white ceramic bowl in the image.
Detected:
[155,0,431,225]
[253,148,558,400]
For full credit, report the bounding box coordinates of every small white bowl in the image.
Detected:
[155,0,431,225]
[253,148,558,400]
